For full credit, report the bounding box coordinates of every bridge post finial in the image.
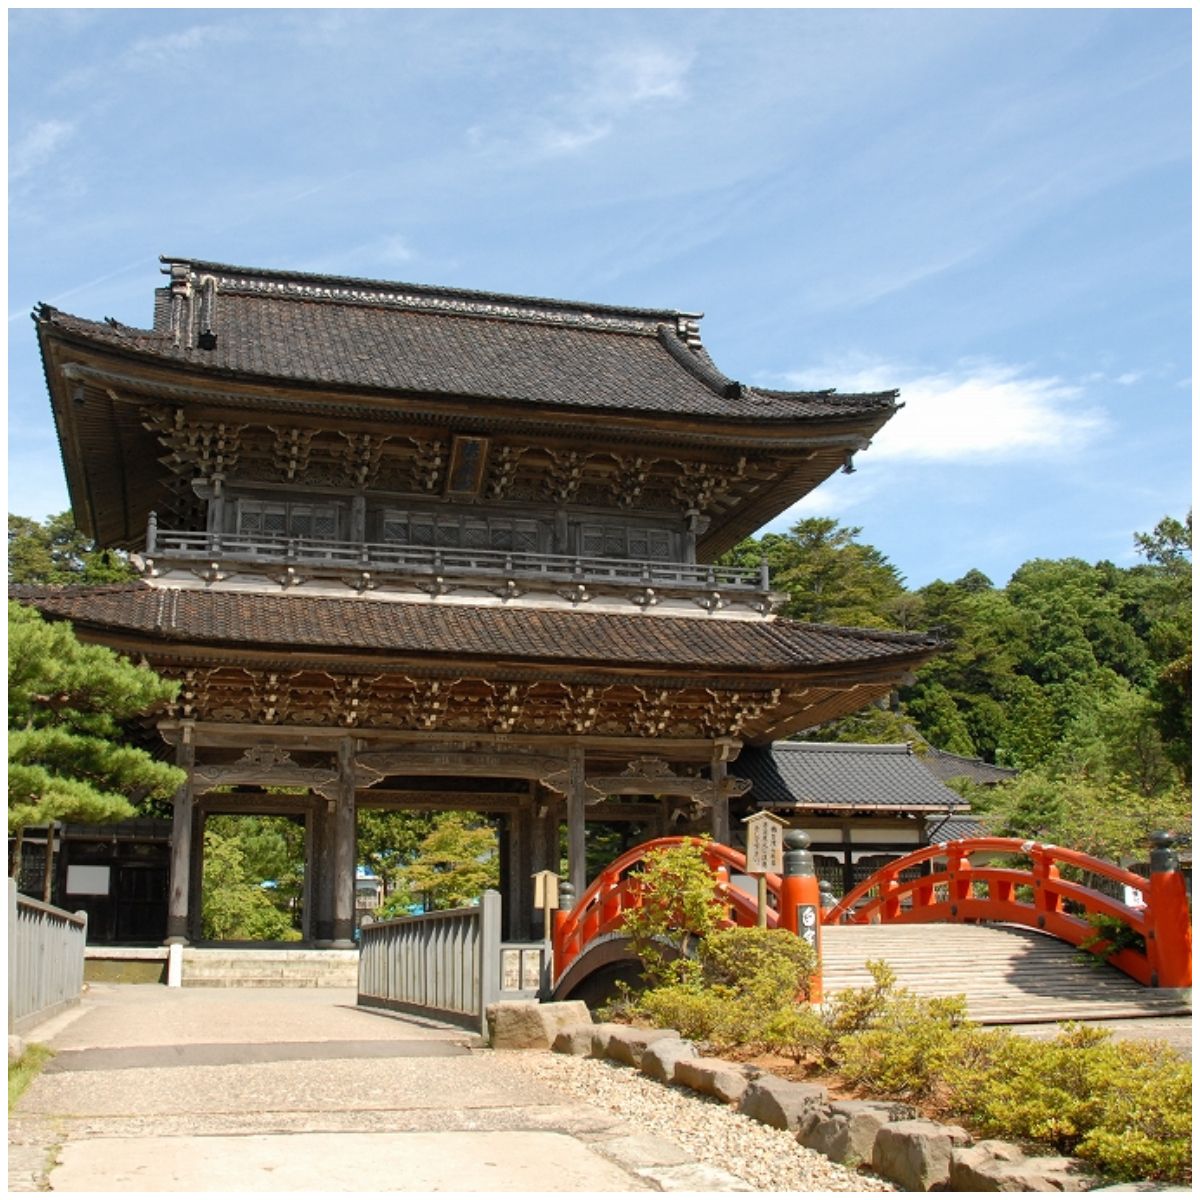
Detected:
[1147,830,1191,989]
[780,829,822,1003]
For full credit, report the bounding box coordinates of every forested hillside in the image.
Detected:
[723,514,1191,859]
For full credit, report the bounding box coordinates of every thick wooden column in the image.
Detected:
[331,738,357,948]
[164,731,195,944]
[310,796,334,946]
[566,746,587,899]
[506,799,534,940]
[710,752,731,846]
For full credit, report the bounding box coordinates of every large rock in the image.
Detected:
[9,1035,27,1065]
[949,1140,1099,1192]
[736,1076,828,1131]
[486,1000,591,1049]
[587,1022,631,1059]
[673,1056,755,1104]
[640,1037,698,1083]
[551,1023,597,1056]
[800,1100,916,1166]
[604,1026,681,1068]
[872,1118,971,1191]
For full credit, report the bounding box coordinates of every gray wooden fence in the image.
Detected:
[357,890,546,1036]
[8,879,89,1035]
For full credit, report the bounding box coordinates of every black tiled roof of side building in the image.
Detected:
[738,741,968,812]
[9,583,938,672]
[34,257,899,424]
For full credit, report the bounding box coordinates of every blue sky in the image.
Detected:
[7,7,1191,589]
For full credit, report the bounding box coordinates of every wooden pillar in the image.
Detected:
[331,738,357,948]
[311,795,335,946]
[165,731,195,944]
[710,753,731,846]
[566,745,587,899]
[187,805,205,943]
[506,799,533,940]
[530,787,558,939]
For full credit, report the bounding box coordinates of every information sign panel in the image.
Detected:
[743,811,785,874]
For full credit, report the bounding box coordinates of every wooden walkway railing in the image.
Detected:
[8,879,89,1035]
[357,889,546,1035]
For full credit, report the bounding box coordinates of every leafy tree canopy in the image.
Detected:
[375,811,499,917]
[8,511,137,585]
[8,602,184,833]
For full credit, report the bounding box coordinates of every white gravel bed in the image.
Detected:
[518,1051,895,1193]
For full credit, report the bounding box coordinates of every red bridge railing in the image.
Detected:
[552,833,1190,991]
[825,836,1191,988]
[552,837,779,983]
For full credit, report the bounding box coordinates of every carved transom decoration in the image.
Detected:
[137,406,765,523]
[162,666,797,739]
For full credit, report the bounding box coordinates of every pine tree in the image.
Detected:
[8,602,184,835]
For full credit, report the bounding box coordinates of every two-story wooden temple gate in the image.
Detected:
[22,256,939,951]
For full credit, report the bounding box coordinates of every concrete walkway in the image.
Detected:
[9,985,747,1193]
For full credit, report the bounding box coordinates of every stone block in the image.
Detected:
[736,1076,828,1131]
[871,1118,971,1192]
[950,1140,1099,1192]
[673,1055,755,1104]
[640,1037,698,1083]
[604,1026,681,1068]
[800,1100,917,1166]
[9,1034,27,1064]
[486,1000,591,1050]
[587,1022,630,1059]
[551,1024,597,1056]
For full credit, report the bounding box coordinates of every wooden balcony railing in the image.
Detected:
[143,515,774,611]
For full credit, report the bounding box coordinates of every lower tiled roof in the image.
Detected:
[738,741,967,811]
[10,583,937,673]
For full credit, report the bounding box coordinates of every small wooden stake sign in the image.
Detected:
[743,811,787,927]
[532,869,560,995]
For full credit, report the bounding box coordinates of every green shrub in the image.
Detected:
[837,990,973,1101]
[699,926,818,1005]
[942,1023,1191,1181]
[637,984,731,1042]
[619,840,727,988]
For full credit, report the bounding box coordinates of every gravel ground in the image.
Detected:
[519,1051,896,1193]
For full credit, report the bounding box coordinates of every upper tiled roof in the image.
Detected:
[922,814,988,843]
[10,583,937,673]
[737,741,967,812]
[35,257,898,425]
[922,747,1018,786]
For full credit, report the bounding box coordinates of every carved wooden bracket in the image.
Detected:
[192,746,339,794]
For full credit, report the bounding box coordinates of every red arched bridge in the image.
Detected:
[549,835,1191,1022]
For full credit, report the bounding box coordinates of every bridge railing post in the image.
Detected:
[1146,831,1191,989]
[780,831,822,1003]
[1030,842,1062,923]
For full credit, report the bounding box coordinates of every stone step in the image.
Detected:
[816,922,1189,1024]
[180,948,359,989]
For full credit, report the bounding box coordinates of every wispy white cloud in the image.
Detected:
[468,42,693,162]
[11,119,75,179]
[777,358,1110,463]
[127,23,246,63]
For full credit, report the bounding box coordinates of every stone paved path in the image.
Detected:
[8,985,748,1193]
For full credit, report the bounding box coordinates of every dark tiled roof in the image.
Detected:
[35,258,898,424]
[10,583,937,672]
[922,814,987,843]
[738,741,967,812]
[923,747,1018,785]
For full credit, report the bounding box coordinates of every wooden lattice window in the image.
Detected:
[579,523,676,562]
[237,499,339,540]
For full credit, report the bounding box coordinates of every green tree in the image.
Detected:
[8,602,183,835]
[200,826,301,941]
[723,518,906,628]
[357,810,436,899]
[8,511,136,585]
[377,811,499,916]
[205,814,306,926]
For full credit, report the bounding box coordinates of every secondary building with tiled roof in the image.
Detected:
[734,741,971,893]
[21,256,937,946]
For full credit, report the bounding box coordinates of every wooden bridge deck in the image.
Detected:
[820,922,1192,1024]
